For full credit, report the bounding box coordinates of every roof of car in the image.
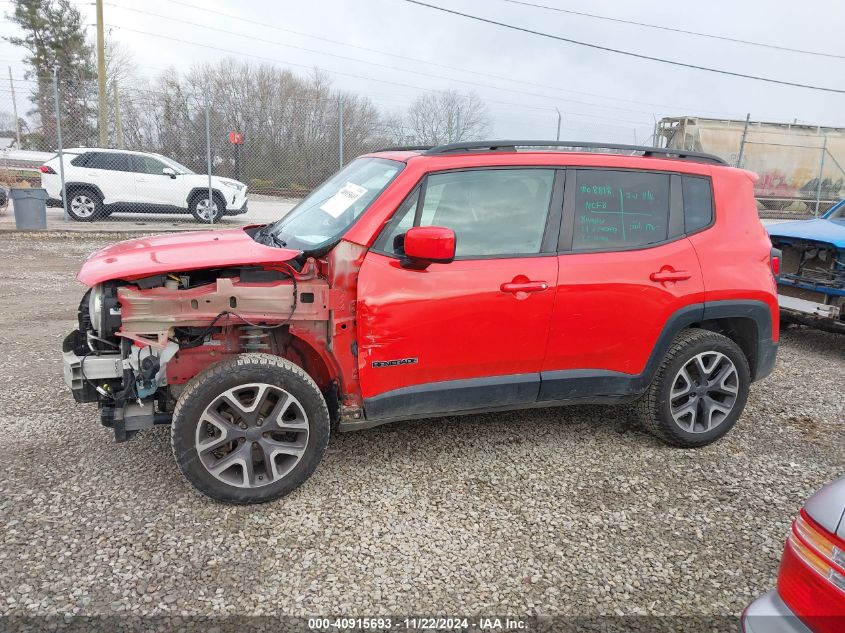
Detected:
[371,140,727,166]
[63,147,161,157]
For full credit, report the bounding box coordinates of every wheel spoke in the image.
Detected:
[700,396,732,432]
[671,401,697,432]
[265,394,309,431]
[671,366,694,399]
[196,431,232,455]
[709,364,739,396]
[207,443,251,486]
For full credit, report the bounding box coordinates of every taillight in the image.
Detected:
[777,510,845,633]
[770,247,781,279]
[39,165,56,174]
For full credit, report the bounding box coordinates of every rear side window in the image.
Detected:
[69,153,91,167]
[682,176,713,233]
[85,152,132,171]
[573,170,670,251]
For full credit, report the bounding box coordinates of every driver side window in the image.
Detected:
[133,155,166,175]
[380,168,555,258]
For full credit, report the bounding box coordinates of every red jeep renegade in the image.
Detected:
[62,141,779,503]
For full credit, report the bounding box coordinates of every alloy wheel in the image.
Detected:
[71,194,96,218]
[669,351,739,433]
[195,198,219,221]
[195,383,309,488]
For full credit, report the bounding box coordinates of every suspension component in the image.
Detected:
[240,326,271,352]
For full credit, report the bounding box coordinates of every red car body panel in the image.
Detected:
[687,168,780,342]
[77,226,301,286]
[356,252,558,399]
[542,237,706,375]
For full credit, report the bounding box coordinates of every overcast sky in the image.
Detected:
[1,0,843,143]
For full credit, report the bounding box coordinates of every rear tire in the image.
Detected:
[635,329,750,447]
[66,188,104,221]
[171,354,330,504]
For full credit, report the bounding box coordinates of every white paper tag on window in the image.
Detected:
[319,182,367,218]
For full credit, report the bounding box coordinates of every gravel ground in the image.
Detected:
[0,233,842,631]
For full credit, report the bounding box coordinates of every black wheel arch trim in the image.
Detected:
[187,187,227,206]
[360,299,776,424]
[64,182,105,200]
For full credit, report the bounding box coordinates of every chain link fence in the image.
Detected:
[659,116,845,218]
[1,71,400,226]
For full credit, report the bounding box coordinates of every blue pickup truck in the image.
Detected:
[767,200,845,333]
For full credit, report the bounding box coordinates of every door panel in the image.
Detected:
[133,155,184,206]
[539,167,705,400]
[540,239,705,398]
[357,167,563,420]
[357,252,559,412]
[84,152,135,204]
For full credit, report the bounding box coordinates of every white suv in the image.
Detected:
[40,148,248,223]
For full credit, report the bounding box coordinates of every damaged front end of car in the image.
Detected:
[62,231,364,443]
[770,235,845,333]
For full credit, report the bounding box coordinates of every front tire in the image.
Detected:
[189,193,224,223]
[171,354,330,504]
[635,329,750,448]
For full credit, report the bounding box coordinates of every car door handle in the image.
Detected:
[501,281,548,293]
[650,269,691,283]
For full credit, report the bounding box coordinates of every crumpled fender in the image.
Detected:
[77,226,301,286]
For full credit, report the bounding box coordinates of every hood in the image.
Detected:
[767,218,845,248]
[78,227,301,286]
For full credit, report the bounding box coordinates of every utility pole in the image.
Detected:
[555,107,561,141]
[113,82,124,149]
[8,67,21,148]
[736,113,751,168]
[96,0,108,146]
[53,67,68,222]
[814,136,828,216]
[205,94,214,224]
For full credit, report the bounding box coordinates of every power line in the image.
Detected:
[106,25,657,126]
[107,0,740,118]
[497,0,845,60]
[399,0,845,94]
[104,3,663,119]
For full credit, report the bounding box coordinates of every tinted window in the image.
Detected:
[682,176,713,233]
[573,170,670,250]
[133,155,166,175]
[69,152,92,167]
[382,169,554,258]
[86,152,132,172]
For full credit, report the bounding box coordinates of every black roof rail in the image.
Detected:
[421,140,728,165]
[375,145,434,152]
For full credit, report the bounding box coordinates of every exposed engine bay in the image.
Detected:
[770,237,845,333]
[62,259,351,441]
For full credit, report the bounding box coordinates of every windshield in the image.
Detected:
[158,155,196,175]
[268,157,404,252]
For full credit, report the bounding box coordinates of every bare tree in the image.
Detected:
[0,111,17,135]
[401,90,491,145]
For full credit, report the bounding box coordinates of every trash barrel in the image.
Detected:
[10,188,48,230]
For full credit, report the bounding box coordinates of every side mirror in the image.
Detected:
[162,167,177,179]
[400,226,456,269]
